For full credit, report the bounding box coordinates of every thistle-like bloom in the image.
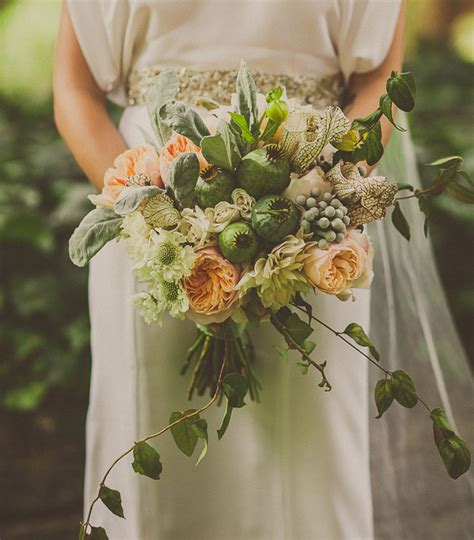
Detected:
[134,280,189,326]
[148,229,196,282]
[121,211,153,272]
[237,234,311,311]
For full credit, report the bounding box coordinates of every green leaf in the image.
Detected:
[430,407,455,437]
[132,441,163,480]
[69,208,123,267]
[296,362,309,375]
[303,340,316,354]
[99,485,124,518]
[391,370,418,408]
[200,125,241,172]
[396,182,414,192]
[351,109,382,131]
[85,526,109,540]
[374,379,394,418]
[190,419,209,466]
[159,100,210,146]
[386,72,415,112]
[344,323,380,361]
[216,119,242,169]
[146,70,180,148]
[228,112,256,144]
[428,155,463,168]
[236,60,258,130]
[217,400,233,440]
[114,186,163,215]
[379,94,405,132]
[400,72,416,98]
[277,309,313,347]
[446,181,474,204]
[167,152,200,209]
[365,123,384,166]
[418,197,433,237]
[275,345,289,362]
[222,372,248,408]
[391,201,411,241]
[169,410,199,457]
[435,435,471,479]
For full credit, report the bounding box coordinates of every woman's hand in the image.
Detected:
[53,1,127,191]
[344,0,405,174]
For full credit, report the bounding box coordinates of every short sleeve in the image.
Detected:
[336,0,402,82]
[67,0,130,105]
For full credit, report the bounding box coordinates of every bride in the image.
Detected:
[54,1,473,539]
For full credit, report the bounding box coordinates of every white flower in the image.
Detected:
[133,292,162,325]
[147,229,196,282]
[231,188,256,220]
[151,280,189,318]
[121,211,153,270]
[237,234,311,311]
[282,166,332,201]
[179,205,217,247]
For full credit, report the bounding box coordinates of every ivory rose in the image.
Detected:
[89,145,162,208]
[160,134,208,183]
[282,166,332,201]
[183,247,241,324]
[303,229,373,296]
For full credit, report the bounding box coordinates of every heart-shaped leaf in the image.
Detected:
[85,525,109,540]
[99,485,124,518]
[132,441,162,480]
[391,201,411,241]
[190,419,209,466]
[222,373,248,408]
[374,379,394,418]
[435,435,471,479]
[344,322,380,361]
[169,410,199,457]
[391,370,417,408]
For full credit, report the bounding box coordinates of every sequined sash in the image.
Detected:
[127,66,345,108]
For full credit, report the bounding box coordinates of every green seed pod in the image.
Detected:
[236,145,291,199]
[196,165,235,208]
[218,221,259,263]
[251,195,300,242]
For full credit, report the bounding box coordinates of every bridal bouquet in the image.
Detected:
[70,62,472,539]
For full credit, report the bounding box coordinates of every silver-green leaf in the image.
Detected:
[69,208,122,267]
[167,152,200,209]
[147,71,180,148]
[159,100,210,146]
[236,60,258,131]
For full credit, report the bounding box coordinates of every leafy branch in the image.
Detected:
[79,336,231,540]
[288,302,470,479]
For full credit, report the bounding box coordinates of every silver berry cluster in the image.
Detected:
[296,188,351,249]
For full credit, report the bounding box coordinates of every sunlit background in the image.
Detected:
[0,1,473,538]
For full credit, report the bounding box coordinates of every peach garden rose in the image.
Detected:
[303,229,373,296]
[89,144,162,208]
[160,133,208,184]
[183,247,241,324]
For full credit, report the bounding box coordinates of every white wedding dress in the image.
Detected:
[68,1,403,539]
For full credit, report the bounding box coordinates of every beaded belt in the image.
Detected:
[127,66,345,108]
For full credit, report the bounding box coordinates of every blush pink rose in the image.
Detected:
[89,144,162,208]
[160,134,208,184]
[303,229,373,296]
[183,247,241,324]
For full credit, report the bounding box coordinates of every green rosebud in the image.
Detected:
[333,129,360,152]
[265,99,288,123]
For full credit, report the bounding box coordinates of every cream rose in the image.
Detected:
[183,247,241,324]
[303,229,373,296]
[89,145,162,208]
[282,166,332,201]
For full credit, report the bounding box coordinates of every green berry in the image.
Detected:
[296,195,307,206]
[330,198,341,208]
[341,206,348,215]
[332,218,345,231]
[306,197,317,208]
[218,221,259,263]
[301,219,311,232]
[343,216,351,226]
[318,201,327,210]
[324,206,336,218]
[310,187,321,197]
[317,217,330,229]
[309,207,319,219]
[323,192,333,202]
[335,209,344,219]
[336,232,345,242]
[318,239,329,249]
[323,230,337,242]
[303,210,315,222]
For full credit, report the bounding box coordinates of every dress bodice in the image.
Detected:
[67,0,401,107]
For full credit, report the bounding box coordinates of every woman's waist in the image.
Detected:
[126,66,345,109]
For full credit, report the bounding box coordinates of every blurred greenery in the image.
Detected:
[0,2,472,410]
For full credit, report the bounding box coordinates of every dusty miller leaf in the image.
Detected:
[159,100,210,146]
[146,71,180,148]
[167,152,200,209]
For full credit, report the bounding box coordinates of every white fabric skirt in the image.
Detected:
[84,106,373,540]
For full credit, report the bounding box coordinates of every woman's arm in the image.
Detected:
[344,0,406,171]
[53,1,127,191]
